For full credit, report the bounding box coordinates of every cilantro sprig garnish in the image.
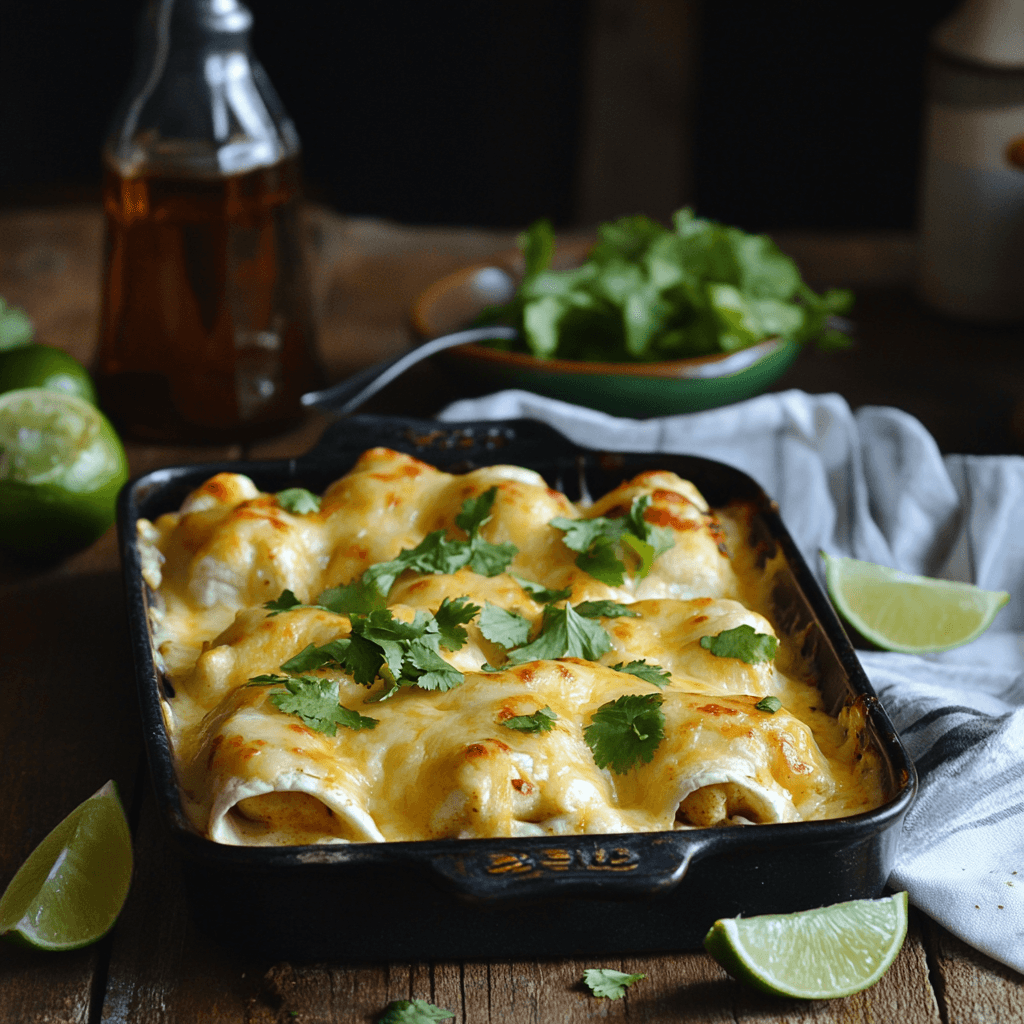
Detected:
[582,968,647,1000]
[550,495,673,586]
[264,589,306,615]
[610,660,671,688]
[512,574,572,603]
[246,675,377,734]
[755,695,782,713]
[276,487,321,514]
[699,624,778,664]
[378,999,454,1023]
[584,693,666,774]
[263,596,479,704]
[316,486,517,614]
[501,705,558,733]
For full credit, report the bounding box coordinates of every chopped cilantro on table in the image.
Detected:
[245,675,377,735]
[584,693,666,774]
[315,487,517,614]
[474,208,852,362]
[609,660,672,688]
[699,624,778,664]
[501,705,558,733]
[275,487,321,514]
[582,967,647,1000]
[377,999,453,1024]
[550,495,673,585]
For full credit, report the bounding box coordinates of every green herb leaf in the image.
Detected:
[501,705,558,733]
[0,298,34,352]
[512,574,573,603]
[582,967,647,1000]
[475,208,853,361]
[275,488,321,514]
[550,496,673,585]
[316,489,518,612]
[264,589,305,615]
[432,596,481,651]
[378,998,454,1023]
[755,695,783,713]
[266,676,377,735]
[610,660,672,688]
[584,693,666,774]
[699,624,778,664]
[573,600,640,619]
[505,603,612,665]
[478,602,533,650]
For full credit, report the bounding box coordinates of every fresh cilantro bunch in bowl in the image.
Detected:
[410,208,853,416]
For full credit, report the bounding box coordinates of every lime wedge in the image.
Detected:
[0,388,128,560]
[823,553,1009,654]
[0,344,97,404]
[0,781,133,951]
[703,891,908,999]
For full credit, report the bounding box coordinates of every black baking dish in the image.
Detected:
[117,415,917,962]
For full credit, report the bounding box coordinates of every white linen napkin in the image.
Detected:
[439,388,1024,974]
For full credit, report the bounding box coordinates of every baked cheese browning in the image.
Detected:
[180,661,862,846]
[137,447,887,847]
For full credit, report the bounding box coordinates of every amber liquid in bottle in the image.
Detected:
[95,155,323,442]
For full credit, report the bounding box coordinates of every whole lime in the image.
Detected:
[0,344,98,404]
[0,388,129,561]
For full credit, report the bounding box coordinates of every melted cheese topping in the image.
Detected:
[139,447,884,846]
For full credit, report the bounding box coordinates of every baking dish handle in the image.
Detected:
[425,833,713,903]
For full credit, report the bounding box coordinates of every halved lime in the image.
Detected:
[0,344,98,404]
[823,553,1009,654]
[0,781,133,951]
[0,388,128,560]
[703,891,908,999]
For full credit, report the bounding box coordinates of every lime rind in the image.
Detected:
[704,892,908,1000]
[823,552,1009,654]
[0,780,133,951]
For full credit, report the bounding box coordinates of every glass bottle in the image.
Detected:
[916,0,1024,322]
[95,0,323,442]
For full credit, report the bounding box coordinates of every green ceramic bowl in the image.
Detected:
[409,248,800,417]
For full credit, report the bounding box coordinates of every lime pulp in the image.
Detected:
[0,781,133,951]
[703,891,909,999]
[823,552,1009,654]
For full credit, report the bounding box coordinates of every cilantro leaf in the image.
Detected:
[264,589,305,615]
[275,488,321,514]
[550,496,674,585]
[266,677,377,735]
[610,660,671,688]
[573,600,640,619]
[582,968,646,1000]
[501,705,558,733]
[755,695,783,713]
[504,603,611,665]
[316,489,518,612]
[699,624,778,664]
[512,574,572,603]
[474,209,852,361]
[584,693,666,774]
[378,998,454,1023]
[478,602,532,650]
[455,486,498,536]
[432,596,481,651]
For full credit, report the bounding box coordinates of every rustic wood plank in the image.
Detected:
[921,916,1024,1023]
[0,568,141,1024]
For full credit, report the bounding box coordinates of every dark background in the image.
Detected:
[0,1,959,230]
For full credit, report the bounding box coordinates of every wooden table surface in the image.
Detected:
[1,204,1022,1023]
